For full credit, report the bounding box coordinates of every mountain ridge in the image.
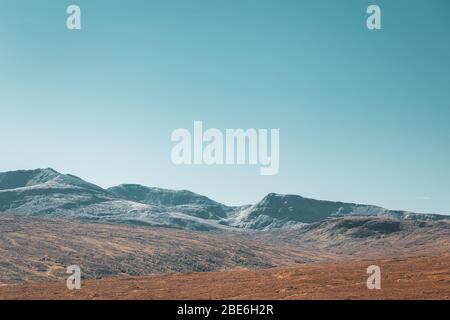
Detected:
[0,168,448,231]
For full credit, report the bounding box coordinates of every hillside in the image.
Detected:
[0,214,448,284]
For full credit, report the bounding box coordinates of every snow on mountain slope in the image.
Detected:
[0,169,112,214]
[0,169,235,230]
[0,169,447,231]
[226,193,448,229]
[108,184,233,220]
[0,168,105,193]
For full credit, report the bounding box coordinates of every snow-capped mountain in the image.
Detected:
[0,168,239,231]
[108,184,231,220]
[229,193,447,229]
[0,169,447,231]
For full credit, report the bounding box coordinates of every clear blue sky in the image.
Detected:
[1,0,449,214]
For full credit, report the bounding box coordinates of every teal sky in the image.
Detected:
[1,0,449,214]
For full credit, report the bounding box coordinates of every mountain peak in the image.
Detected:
[235,193,358,228]
[262,193,305,201]
[108,184,222,207]
[0,168,61,190]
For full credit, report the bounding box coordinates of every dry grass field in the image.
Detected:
[0,215,449,300]
[1,255,449,300]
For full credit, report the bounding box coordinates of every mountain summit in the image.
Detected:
[0,168,447,231]
[0,168,60,190]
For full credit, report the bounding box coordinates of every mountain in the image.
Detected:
[0,168,448,231]
[0,168,113,215]
[0,169,238,231]
[108,184,232,220]
[229,193,447,229]
[0,168,104,193]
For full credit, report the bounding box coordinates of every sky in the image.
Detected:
[0,0,449,214]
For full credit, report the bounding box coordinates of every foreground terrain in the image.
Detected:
[1,214,448,285]
[1,255,449,300]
